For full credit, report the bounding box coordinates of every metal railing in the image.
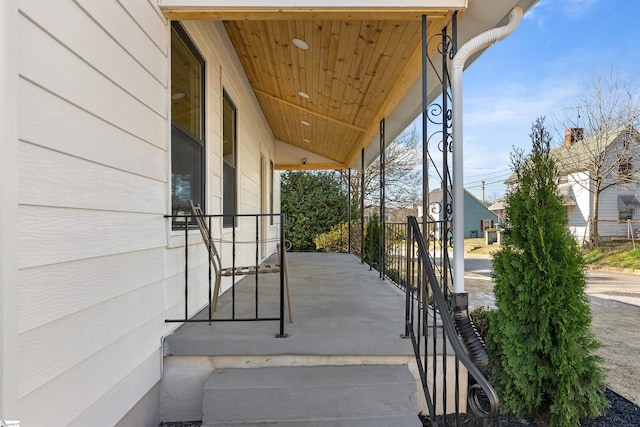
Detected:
[164,212,287,338]
[391,216,498,425]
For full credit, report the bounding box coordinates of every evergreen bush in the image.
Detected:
[364,213,381,267]
[488,118,607,426]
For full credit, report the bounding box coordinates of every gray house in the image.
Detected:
[428,188,499,238]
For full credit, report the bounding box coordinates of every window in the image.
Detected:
[171,22,205,228]
[619,195,637,221]
[481,219,494,231]
[223,92,237,227]
[270,160,275,225]
[620,208,633,221]
[619,157,633,182]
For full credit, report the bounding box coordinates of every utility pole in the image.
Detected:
[482,180,485,204]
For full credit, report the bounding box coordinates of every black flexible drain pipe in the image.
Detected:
[451,293,490,377]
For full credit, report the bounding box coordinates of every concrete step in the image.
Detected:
[202,365,420,427]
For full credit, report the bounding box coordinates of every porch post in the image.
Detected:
[441,25,450,296]
[379,118,386,279]
[421,14,429,241]
[361,148,365,263]
[348,168,352,254]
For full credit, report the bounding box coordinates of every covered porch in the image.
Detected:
[161,252,461,425]
[164,252,411,357]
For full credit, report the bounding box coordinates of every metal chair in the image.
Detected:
[189,200,292,322]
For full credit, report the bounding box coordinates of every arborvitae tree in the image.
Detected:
[489,118,607,426]
[364,213,380,267]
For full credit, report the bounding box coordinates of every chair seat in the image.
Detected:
[220,264,281,276]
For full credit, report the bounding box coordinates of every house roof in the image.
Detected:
[488,198,505,212]
[553,126,638,174]
[505,126,639,183]
[161,1,538,170]
[427,187,487,206]
[488,182,576,213]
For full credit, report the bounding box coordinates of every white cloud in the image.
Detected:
[523,0,550,30]
[565,0,599,16]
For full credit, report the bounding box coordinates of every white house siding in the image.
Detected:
[597,135,640,239]
[597,190,635,239]
[16,0,169,425]
[1,0,20,418]
[567,172,592,240]
[582,135,640,240]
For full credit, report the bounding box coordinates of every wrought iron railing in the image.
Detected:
[164,212,287,338]
[391,216,498,425]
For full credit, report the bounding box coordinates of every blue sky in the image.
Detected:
[451,0,640,201]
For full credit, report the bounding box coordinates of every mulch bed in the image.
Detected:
[422,388,640,426]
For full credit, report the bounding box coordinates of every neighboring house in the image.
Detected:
[0,1,536,425]
[427,188,499,239]
[504,127,640,242]
[363,206,420,223]
[487,198,506,224]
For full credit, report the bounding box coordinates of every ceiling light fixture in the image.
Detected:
[298,91,310,99]
[292,38,309,50]
[300,120,310,126]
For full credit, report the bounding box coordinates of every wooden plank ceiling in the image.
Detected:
[165,9,455,169]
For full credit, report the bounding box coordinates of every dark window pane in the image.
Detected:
[171,22,205,228]
[172,125,203,213]
[223,93,237,227]
[223,160,236,227]
[171,25,203,140]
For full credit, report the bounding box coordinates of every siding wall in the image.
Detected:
[16,0,169,424]
[567,172,591,240]
[463,193,498,239]
[566,134,640,241]
[597,135,640,239]
[15,2,278,425]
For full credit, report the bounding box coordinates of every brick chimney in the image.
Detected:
[564,128,584,147]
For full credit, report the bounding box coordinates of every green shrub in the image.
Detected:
[364,213,381,267]
[315,221,362,254]
[489,118,607,426]
[469,306,493,343]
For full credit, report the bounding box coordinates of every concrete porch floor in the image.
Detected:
[160,252,467,424]
[163,252,414,357]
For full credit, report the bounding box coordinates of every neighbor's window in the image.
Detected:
[620,208,633,221]
[223,91,237,228]
[619,157,633,182]
[171,22,205,228]
[619,195,636,221]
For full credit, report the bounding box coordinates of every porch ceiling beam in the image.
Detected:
[344,11,452,167]
[161,7,463,21]
[274,163,347,170]
[254,89,367,133]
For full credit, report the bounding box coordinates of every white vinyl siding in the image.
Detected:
[16,0,169,425]
[14,2,281,425]
[566,173,591,239]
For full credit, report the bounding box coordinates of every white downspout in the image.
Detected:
[451,7,523,294]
